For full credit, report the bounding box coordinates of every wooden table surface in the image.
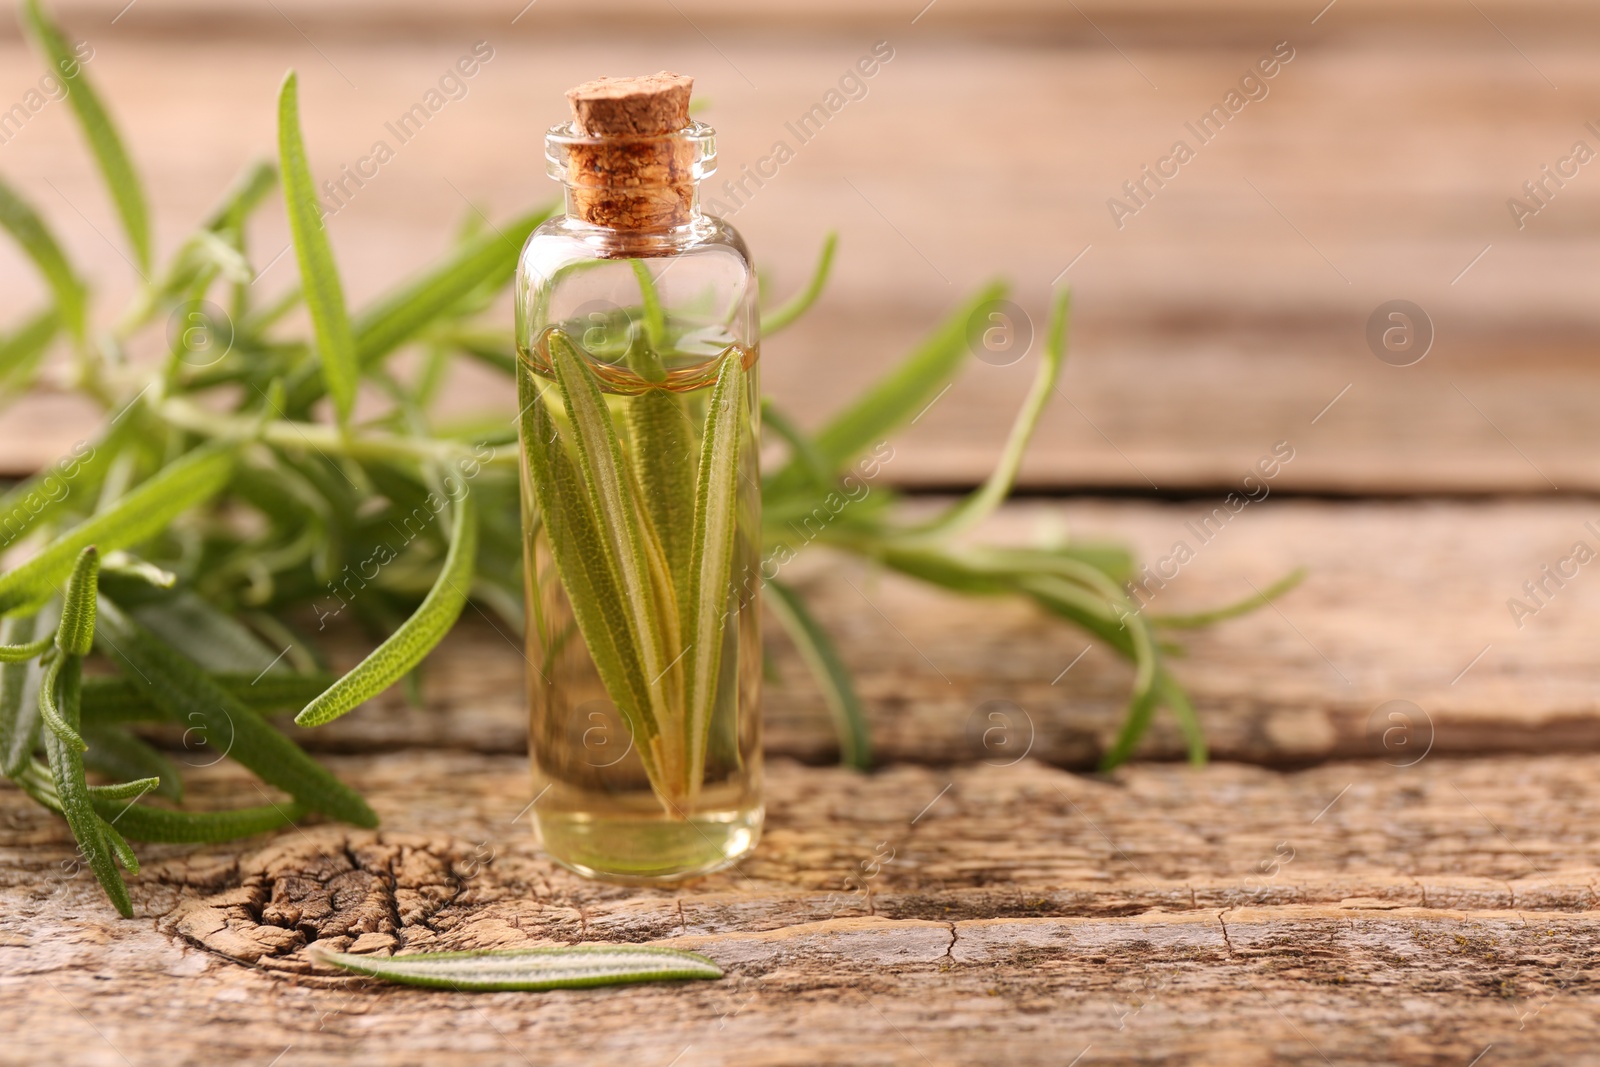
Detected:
[3,3,1600,1065]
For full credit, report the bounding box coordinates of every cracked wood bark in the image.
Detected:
[289,499,1600,769]
[4,753,1599,1065]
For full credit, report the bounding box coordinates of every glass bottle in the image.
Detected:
[514,74,762,882]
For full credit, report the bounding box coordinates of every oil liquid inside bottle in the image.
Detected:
[518,324,762,883]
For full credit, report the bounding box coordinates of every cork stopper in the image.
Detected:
[566,71,692,137]
[563,72,696,232]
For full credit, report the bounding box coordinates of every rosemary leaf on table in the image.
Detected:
[315,944,724,992]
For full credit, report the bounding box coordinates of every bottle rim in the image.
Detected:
[544,119,718,186]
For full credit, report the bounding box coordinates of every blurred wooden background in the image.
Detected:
[1,0,1597,492]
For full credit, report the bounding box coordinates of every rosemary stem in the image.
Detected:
[156,397,518,469]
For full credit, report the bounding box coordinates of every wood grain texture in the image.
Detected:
[1,498,1594,1062]
[280,499,1600,770]
[4,752,1599,1065]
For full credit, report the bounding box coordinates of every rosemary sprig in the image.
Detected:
[0,0,1299,915]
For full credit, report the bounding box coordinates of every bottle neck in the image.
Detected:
[547,120,718,238]
[559,181,706,234]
